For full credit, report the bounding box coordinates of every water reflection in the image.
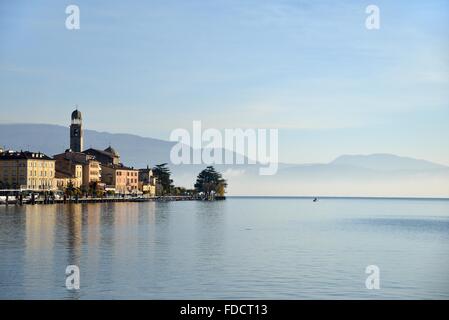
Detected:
[66,204,82,268]
[85,204,101,274]
[0,206,27,297]
[195,201,226,261]
[24,205,57,297]
[0,199,448,299]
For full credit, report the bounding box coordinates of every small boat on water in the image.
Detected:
[313,197,318,202]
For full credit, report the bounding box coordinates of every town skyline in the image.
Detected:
[0,108,158,196]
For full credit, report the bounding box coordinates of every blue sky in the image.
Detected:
[0,0,448,164]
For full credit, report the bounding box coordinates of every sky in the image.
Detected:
[0,0,448,165]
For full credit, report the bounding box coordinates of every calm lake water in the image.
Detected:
[0,197,448,299]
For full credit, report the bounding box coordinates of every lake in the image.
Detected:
[0,197,448,299]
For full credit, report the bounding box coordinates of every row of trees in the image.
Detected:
[65,181,104,198]
[152,164,227,199]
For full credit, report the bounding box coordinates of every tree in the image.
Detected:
[89,181,99,197]
[194,166,227,199]
[172,186,196,196]
[172,186,184,196]
[65,181,76,197]
[152,163,174,195]
[80,185,88,197]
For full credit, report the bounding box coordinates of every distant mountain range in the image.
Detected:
[0,123,175,166]
[1,123,448,197]
[330,154,447,171]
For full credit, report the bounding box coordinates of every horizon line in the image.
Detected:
[227,195,449,201]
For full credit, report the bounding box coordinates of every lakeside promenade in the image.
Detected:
[0,195,204,206]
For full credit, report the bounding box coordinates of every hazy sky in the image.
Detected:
[1,0,448,164]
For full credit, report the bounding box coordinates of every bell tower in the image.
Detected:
[70,108,83,152]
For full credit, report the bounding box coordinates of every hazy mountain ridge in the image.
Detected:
[0,123,175,166]
[331,153,447,171]
[1,124,448,197]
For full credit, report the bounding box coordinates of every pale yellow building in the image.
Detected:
[53,151,101,188]
[0,150,56,190]
[54,162,83,190]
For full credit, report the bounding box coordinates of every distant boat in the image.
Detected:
[313,197,318,202]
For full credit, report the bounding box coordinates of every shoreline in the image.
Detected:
[227,195,449,201]
[0,195,220,206]
[2,195,447,206]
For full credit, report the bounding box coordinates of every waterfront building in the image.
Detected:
[53,150,101,189]
[54,160,83,190]
[101,164,139,194]
[84,146,120,166]
[138,166,157,196]
[0,150,55,190]
[55,171,82,190]
[70,109,83,152]
[83,145,140,194]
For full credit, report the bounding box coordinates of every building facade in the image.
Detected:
[138,167,157,196]
[84,147,120,166]
[55,170,82,190]
[54,160,83,190]
[101,164,139,194]
[53,151,101,188]
[0,150,56,190]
